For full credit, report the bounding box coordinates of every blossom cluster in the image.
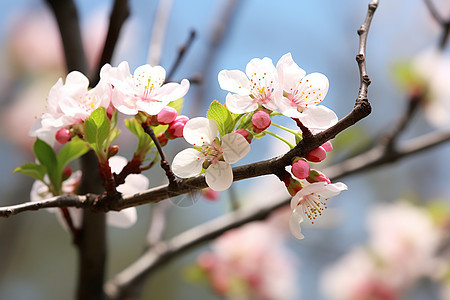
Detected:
[320,201,450,300]
[18,53,347,238]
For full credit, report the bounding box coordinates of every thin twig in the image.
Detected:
[141,123,179,186]
[424,0,445,25]
[147,0,174,66]
[166,30,196,82]
[90,0,130,86]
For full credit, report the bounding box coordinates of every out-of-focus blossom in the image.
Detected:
[218,57,281,114]
[411,48,450,127]
[320,201,447,300]
[172,118,250,191]
[367,201,442,284]
[30,156,149,229]
[275,53,337,131]
[321,247,398,300]
[195,222,298,300]
[101,61,189,116]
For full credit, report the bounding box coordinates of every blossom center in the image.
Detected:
[249,72,274,104]
[133,73,164,102]
[287,79,322,110]
[297,192,328,223]
[198,140,224,164]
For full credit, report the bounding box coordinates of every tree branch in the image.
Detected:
[90,0,130,86]
[45,0,88,73]
[166,30,196,82]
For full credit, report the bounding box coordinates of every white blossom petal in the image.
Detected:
[106,208,137,228]
[221,133,250,164]
[205,161,233,191]
[245,57,277,81]
[298,105,338,130]
[225,93,258,114]
[157,79,190,102]
[183,117,217,146]
[296,72,329,106]
[172,148,205,178]
[218,69,250,95]
[289,208,305,239]
[276,53,306,92]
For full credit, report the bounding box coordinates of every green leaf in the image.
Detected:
[207,100,234,136]
[125,118,154,155]
[84,107,110,154]
[33,138,60,190]
[168,98,184,114]
[57,137,89,173]
[13,163,46,181]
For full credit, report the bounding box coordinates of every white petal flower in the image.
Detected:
[29,71,111,146]
[289,181,347,239]
[172,117,250,191]
[102,61,189,116]
[29,156,149,229]
[276,53,337,130]
[218,57,282,114]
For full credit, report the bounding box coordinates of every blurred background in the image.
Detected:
[1,0,450,299]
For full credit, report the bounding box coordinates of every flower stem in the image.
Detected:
[264,130,295,149]
[271,122,301,135]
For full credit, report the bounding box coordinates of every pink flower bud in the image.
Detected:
[306,169,331,184]
[156,106,178,125]
[251,111,271,133]
[322,141,333,152]
[235,129,253,144]
[165,115,189,139]
[202,187,220,201]
[107,145,119,158]
[157,132,168,146]
[292,159,310,179]
[304,146,327,162]
[106,105,115,119]
[55,128,71,144]
[62,166,72,181]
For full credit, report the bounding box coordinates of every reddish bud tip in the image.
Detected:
[107,145,119,158]
[306,169,331,184]
[106,105,115,119]
[157,106,178,125]
[157,132,168,146]
[165,115,189,139]
[202,188,220,201]
[292,159,310,179]
[62,166,72,181]
[286,177,304,196]
[55,128,71,144]
[251,111,271,133]
[235,129,253,144]
[304,146,327,162]
[322,141,333,152]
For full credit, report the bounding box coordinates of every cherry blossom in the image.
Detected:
[30,156,149,229]
[29,71,111,145]
[218,57,281,114]
[289,181,347,239]
[172,117,250,191]
[411,48,450,128]
[101,61,189,116]
[276,53,338,131]
[196,222,298,300]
